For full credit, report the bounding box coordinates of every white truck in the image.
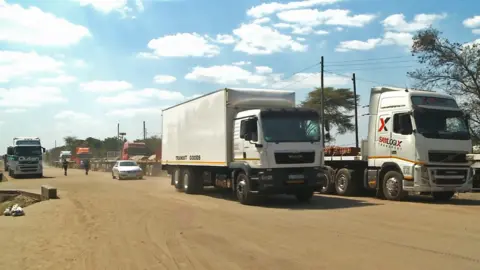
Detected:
[321,86,473,201]
[6,137,46,178]
[161,88,327,205]
[59,151,72,162]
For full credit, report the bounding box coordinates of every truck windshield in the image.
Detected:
[413,108,470,140]
[14,146,42,156]
[127,147,149,156]
[261,111,321,143]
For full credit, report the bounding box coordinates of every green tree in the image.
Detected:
[408,27,480,141]
[300,87,359,141]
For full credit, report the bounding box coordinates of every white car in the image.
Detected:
[112,160,143,180]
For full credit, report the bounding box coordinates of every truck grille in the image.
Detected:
[19,161,38,165]
[433,169,467,186]
[428,152,467,163]
[274,152,315,164]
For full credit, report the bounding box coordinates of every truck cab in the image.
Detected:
[366,87,472,200]
[6,137,45,178]
[122,142,149,160]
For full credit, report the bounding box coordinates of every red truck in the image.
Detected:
[121,142,149,160]
[75,147,92,165]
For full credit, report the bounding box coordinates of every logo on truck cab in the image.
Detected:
[378,117,391,132]
[18,156,40,161]
[379,136,402,148]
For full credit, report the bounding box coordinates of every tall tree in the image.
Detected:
[300,87,359,141]
[408,27,480,140]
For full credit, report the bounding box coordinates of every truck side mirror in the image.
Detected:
[7,146,13,155]
[324,120,330,132]
[42,147,46,153]
[465,113,471,129]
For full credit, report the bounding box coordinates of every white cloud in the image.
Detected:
[271,73,350,89]
[463,15,480,28]
[464,39,480,48]
[185,65,349,90]
[232,61,252,66]
[153,75,177,84]
[277,9,376,28]
[96,88,185,105]
[255,66,273,74]
[215,34,236,44]
[0,1,91,46]
[38,75,77,84]
[380,31,413,47]
[252,17,271,24]
[463,16,480,34]
[71,0,143,18]
[0,51,64,83]
[247,0,342,18]
[297,37,306,41]
[73,59,88,68]
[0,86,67,108]
[233,23,307,54]
[336,38,382,52]
[273,22,329,35]
[4,108,26,113]
[54,110,92,121]
[80,80,133,93]
[335,32,414,52]
[106,107,164,118]
[382,13,447,32]
[140,33,220,58]
[185,65,271,85]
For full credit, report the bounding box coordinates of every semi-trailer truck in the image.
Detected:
[161,88,327,205]
[321,86,473,201]
[6,137,45,178]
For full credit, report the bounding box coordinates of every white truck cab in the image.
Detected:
[323,86,472,201]
[6,137,45,178]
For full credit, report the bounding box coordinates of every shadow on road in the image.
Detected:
[200,188,381,210]
[404,195,480,206]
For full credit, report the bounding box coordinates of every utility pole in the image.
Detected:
[54,140,56,148]
[320,56,325,147]
[352,73,359,148]
[143,121,146,140]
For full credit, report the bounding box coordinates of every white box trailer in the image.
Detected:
[162,88,327,205]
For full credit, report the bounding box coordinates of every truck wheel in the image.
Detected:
[319,167,335,194]
[334,169,356,196]
[432,191,455,202]
[183,168,202,194]
[296,189,314,202]
[382,171,407,201]
[236,172,255,205]
[173,168,183,191]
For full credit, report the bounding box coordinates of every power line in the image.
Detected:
[326,59,415,67]
[327,65,417,72]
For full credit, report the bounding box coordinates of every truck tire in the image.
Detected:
[296,189,314,202]
[432,191,455,202]
[334,168,357,196]
[319,167,335,194]
[382,171,407,201]
[236,172,255,205]
[173,168,183,191]
[183,168,202,194]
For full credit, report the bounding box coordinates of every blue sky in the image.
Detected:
[0,0,479,151]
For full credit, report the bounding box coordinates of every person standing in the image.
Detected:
[62,158,68,176]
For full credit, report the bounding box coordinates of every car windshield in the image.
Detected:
[413,108,470,140]
[14,146,42,156]
[261,110,321,143]
[120,161,137,167]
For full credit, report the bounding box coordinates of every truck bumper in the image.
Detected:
[250,167,326,194]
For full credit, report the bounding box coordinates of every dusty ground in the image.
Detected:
[0,167,479,270]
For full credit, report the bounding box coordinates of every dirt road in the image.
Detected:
[1,167,479,270]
